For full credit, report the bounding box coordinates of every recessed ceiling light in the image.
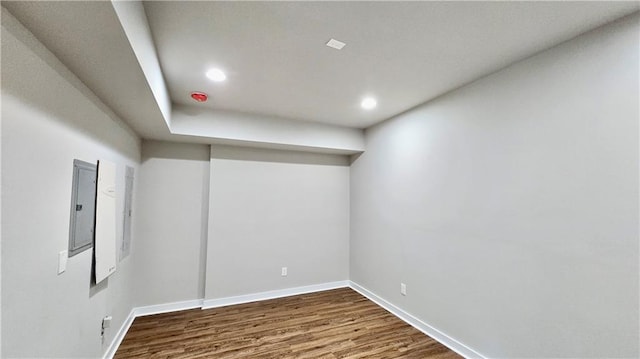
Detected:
[361,97,377,110]
[326,38,346,50]
[206,68,226,82]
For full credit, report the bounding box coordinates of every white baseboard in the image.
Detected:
[348,281,487,359]
[103,299,204,359]
[104,280,484,359]
[134,299,204,317]
[201,280,350,309]
[103,281,348,358]
[103,308,135,359]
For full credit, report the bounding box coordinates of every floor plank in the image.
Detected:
[115,288,461,358]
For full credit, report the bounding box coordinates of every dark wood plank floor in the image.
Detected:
[115,287,461,358]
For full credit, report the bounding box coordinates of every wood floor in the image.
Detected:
[115,288,461,358]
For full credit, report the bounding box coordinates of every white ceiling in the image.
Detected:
[2,1,169,139]
[2,1,638,151]
[144,1,639,128]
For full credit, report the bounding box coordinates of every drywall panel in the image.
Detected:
[350,14,639,358]
[95,160,117,283]
[1,8,140,358]
[133,140,210,306]
[111,0,171,127]
[171,106,365,155]
[205,145,349,300]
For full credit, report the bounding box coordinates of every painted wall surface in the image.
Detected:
[111,0,171,128]
[350,14,639,359]
[206,146,350,299]
[133,140,210,306]
[1,8,141,358]
[171,105,365,155]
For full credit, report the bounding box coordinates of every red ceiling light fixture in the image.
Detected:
[190,91,208,102]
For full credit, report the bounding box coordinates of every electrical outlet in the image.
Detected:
[102,316,112,329]
[400,283,407,296]
[101,315,112,337]
[281,267,288,276]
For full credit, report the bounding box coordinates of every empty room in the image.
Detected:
[1,1,638,358]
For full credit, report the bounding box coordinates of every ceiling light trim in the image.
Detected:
[361,97,377,110]
[206,68,227,82]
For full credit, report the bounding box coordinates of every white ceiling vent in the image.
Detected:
[326,38,346,50]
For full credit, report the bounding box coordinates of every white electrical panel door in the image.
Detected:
[95,160,117,283]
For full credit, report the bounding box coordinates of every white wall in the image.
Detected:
[350,13,639,359]
[111,0,171,128]
[133,140,210,306]
[1,8,141,358]
[206,145,350,299]
[3,3,637,358]
[171,105,365,155]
